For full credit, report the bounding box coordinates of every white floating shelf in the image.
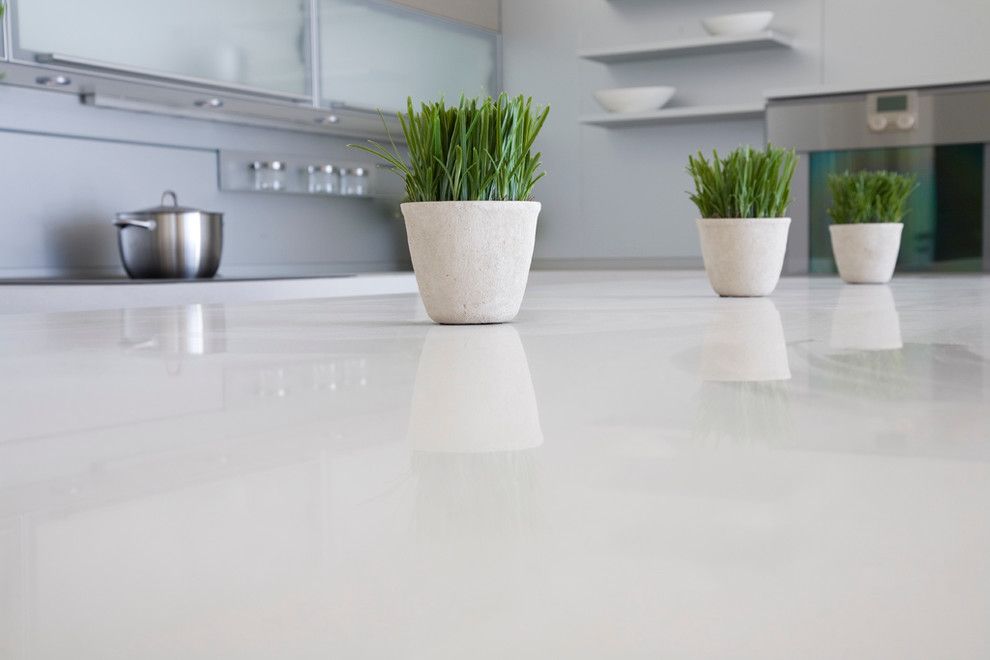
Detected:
[578,30,793,63]
[581,103,766,127]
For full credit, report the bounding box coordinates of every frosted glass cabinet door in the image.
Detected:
[319,0,498,113]
[12,0,310,96]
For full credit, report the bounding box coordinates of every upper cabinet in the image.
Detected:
[0,0,501,136]
[11,0,311,98]
[318,0,499,113]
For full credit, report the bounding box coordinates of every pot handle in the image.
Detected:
[114,217,157,230]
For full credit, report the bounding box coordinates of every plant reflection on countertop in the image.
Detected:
[350,94,549,325]
[687,145,797,298]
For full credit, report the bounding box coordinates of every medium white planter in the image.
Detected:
[696,217,790,297]
[829,223,903,284]
[401,201,540,324]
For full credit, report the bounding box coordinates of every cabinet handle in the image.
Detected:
[35,52,312,104]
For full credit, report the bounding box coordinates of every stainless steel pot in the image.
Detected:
[114,190,223,279]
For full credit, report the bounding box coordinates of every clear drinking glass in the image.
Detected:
[341,166,370,196]
[305,164,340,194]
[249,161,287,191]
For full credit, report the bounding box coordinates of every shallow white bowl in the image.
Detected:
[593,86,676,114]
[701,11,774,36]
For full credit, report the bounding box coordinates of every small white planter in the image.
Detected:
[696,217,790,297]
[401,201,540,324]
[829,223,903,284]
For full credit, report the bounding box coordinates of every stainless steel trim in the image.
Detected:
[984,144,990,273]
[35,52,311,103]
[767,83,990,152]
[1,0,10,61]
[81,92,402,140]
[309,0,321,107]
[783,157,810,275]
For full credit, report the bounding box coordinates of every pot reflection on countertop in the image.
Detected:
[407,325,543,541]
[407,325,543,454]
[119,304,228,358]
[694,299,792,446]
[701,298,791,383]
[830,285,903,352]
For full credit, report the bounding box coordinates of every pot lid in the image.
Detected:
[122,190,219,216]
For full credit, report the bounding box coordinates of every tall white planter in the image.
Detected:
[829,223,903,284]
[401,201,540,324]
[696,217,790,297]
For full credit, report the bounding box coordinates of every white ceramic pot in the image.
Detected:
[829,223,903,284]
[696,217,790,297]
[401,201,540,324]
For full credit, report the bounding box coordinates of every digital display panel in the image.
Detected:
[876,95,908,112]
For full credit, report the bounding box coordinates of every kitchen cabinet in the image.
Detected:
[1,0,500,136]
[10,0,311,98]
[318,0,499,113]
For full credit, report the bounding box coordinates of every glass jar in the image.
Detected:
[305,164,340,194]
[249,160,287,191]
[341,166,370,196]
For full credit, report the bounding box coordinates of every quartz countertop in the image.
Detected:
[1,271,988,659]
[0,272,419,314]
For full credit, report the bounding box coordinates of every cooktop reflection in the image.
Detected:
[0,274,356,285]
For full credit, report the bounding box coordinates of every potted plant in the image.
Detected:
[827,170,918,284]
[352,94,549,324]
[687,145,797,297]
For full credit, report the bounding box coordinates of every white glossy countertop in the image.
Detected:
[1,271,988,659]
[0,272,419,314]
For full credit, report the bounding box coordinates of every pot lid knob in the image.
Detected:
[161,190,179,207]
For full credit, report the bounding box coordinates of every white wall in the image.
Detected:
[822,0,990,88]
[502,0,990,267]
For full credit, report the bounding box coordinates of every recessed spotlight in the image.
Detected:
[36,75,72,87]
[317,114,340,125]
[194,98,224,108]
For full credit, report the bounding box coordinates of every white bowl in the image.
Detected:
[701,11,774,36]
[593,86,676,114]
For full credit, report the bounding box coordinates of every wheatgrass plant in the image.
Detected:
[350,94,549,202]
[827,170,919,224]
[687,145,797,218]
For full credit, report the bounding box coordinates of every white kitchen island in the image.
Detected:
[1,271,988,659]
